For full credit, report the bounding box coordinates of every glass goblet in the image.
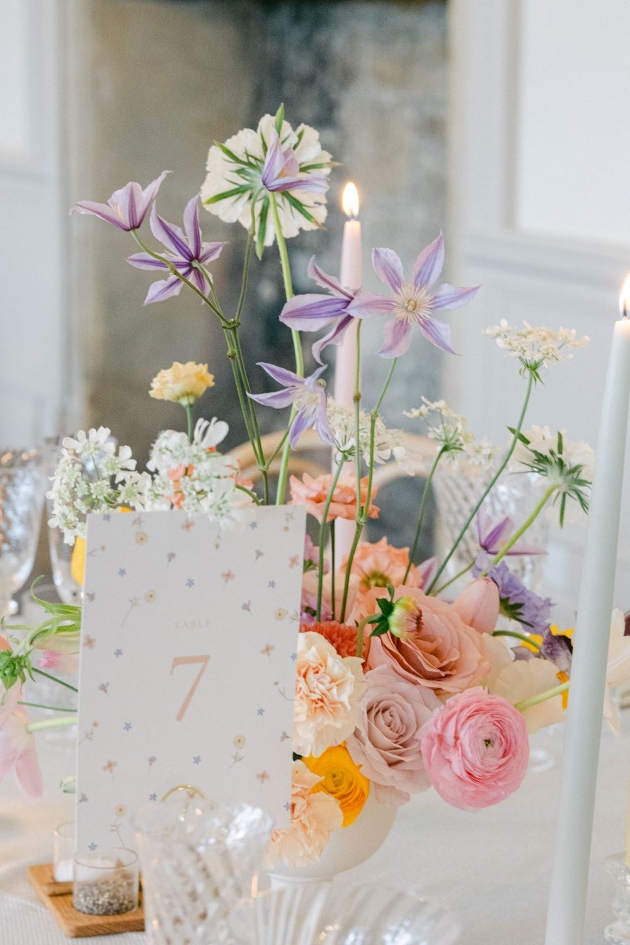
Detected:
[0,449,46,617]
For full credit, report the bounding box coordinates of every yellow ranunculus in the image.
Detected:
[304,744,369,827]
[70,536,86,586]
[149,361,215,406]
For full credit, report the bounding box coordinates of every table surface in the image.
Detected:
[0,716,627,945]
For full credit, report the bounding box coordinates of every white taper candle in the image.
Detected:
[335,183,362,563]
[544,283,630,945]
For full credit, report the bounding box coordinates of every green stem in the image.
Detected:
[515,680,568,712]
[26,716,78,734]
[32,668,78,693]
[317,458,345,621]
[235,484,262,505]
[341,353,397,619]
[356,616,370,661]
[19,701,77,713]
[330,521,336,622]
[426,370,536,594]
[492,629,541,649]
[184,404,194,443]
[404,446,446,584]
[482,485,556,573]
[431,560,475,597]
[269,193,304,506]
[340,524,363,623]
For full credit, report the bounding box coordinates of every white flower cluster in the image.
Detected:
[144,418,252,528]
[511,425,595,480]
[404,398,475,457]
[484,320,589,368]
[48,428,146,543]
[326,400,411,471]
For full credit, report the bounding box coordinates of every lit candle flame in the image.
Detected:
[341,182,360,219]
[620,274,630,316]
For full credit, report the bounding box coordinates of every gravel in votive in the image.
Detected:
[73,872,137,915]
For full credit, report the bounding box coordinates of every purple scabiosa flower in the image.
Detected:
[347,234,479,358]
[71,171,170,231]
[126,197,226,304]
[280,257,359,364]
[474,554,553,635]
[248,363,335,448]
[476,506,545,557]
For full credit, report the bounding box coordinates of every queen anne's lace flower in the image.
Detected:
[484,320,589,370]
[201,112,332,252]
[405,397,474,457]
[327,399,411,470]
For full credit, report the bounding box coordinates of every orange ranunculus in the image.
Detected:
[304,744,370,827]
[289,473,379,524]
[346,537,421,591]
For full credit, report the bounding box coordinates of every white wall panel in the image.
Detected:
[449,0,630,612]
[517,0,630,246]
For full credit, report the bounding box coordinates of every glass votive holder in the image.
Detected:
[605,853,630,944]
[53,821,75,882]
[73,848,139,916]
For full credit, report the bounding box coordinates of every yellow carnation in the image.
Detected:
[149,361,214,405]
[304,744,369,827]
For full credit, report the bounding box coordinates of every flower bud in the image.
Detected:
[388,596,421,639]
[452,578,500,634]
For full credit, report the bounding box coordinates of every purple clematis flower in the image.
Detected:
[280,257,359,364]
[248,363,334,448]
[70,170,170,231]
[261,129,328,195]
[126,196,226,305]
[477,506,544,557]
[347,233,479,358]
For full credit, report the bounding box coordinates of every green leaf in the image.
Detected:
[369,626,389,637]
[255,196,269,260]
[214,142,258,168]
[282,192,321,226]
[203,185,251,206]
[274,103,285,134]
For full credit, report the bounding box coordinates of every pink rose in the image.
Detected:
[420,687,529,810]
[347,665,440,807]
[452,578,500,634]
[364,587,489,698]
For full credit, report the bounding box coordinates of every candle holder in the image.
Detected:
[73,848,139,916]
[53,821,75,883]
[605,853,630,943]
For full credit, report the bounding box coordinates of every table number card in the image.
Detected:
[75,506,305,852]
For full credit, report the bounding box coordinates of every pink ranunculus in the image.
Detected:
[0,686,44,800]
[347,665,440,807]
[363,587,489,698]
[452,578,500,634]
[420,687,529,810]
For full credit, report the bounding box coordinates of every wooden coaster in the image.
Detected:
[28,864,145,938]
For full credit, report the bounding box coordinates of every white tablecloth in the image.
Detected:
[0,721,627,944]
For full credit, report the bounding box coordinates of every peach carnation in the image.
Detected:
[299,621,368,660]
[363,587,490,699]
[289,472,379,523]
[264,760,343,867]
[294,631,366,757]
[345,537,422,591]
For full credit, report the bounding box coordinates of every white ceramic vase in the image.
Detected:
[268,788,397,887]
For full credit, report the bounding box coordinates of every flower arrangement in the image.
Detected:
[2,105,627,869]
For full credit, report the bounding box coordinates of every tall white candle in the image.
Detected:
[334,182,362,407]
[335,183,363,564]
[544,280,630,945]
